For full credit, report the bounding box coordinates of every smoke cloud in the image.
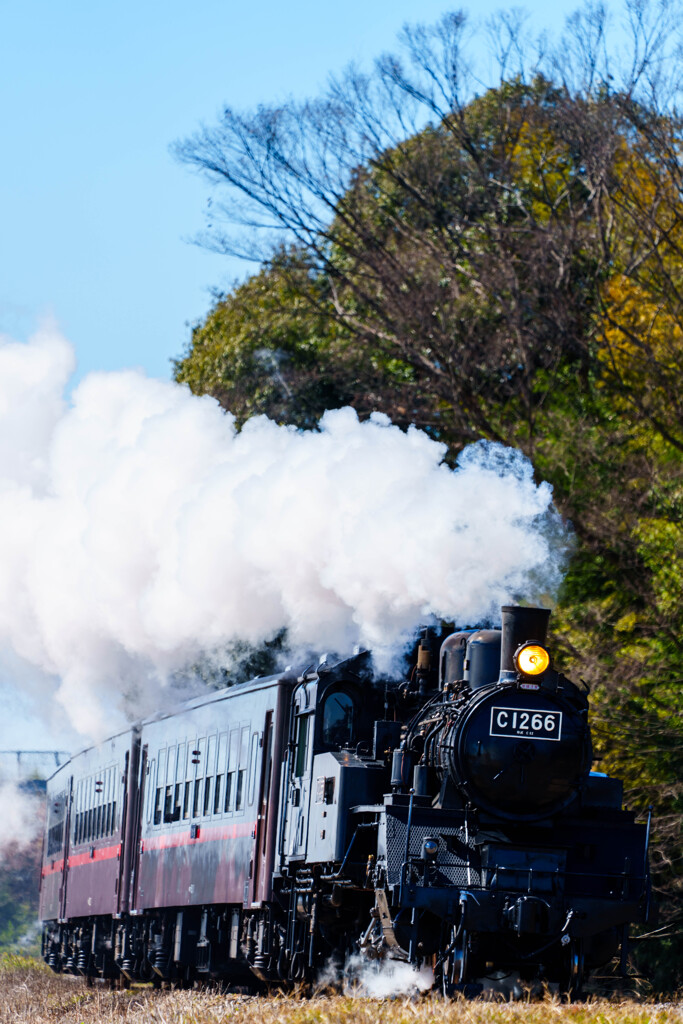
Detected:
[0,781,42,854]
[0,326,569,741]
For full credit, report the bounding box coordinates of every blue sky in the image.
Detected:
[0,0,586,388]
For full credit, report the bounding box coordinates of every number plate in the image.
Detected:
[489,706,562,741]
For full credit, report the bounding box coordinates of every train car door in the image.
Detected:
[58,777,73,921]
[120,737,142,915]
[127,741,146,917]
[250,710,274,903]
[282,683,315,861]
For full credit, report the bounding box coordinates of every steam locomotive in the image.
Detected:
[40,606,652,995]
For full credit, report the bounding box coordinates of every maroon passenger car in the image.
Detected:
[40,667,302,982]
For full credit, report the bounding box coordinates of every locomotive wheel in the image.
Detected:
[560,939,585,1000]
[441,927,469,997]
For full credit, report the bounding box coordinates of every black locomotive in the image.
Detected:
[40,605,652,995]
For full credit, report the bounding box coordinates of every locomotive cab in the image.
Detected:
[280,655,387,864]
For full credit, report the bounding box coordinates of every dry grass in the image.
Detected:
[1,956,682,1024]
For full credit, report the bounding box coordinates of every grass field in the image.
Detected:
[2,955,681,1024]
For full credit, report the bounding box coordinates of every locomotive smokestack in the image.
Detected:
[499,605,551,681]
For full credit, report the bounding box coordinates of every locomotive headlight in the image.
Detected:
[514,643,550,677]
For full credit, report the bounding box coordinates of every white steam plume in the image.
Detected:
[340,954,434,997]
[0,327,569,741]
[0,781,42,854]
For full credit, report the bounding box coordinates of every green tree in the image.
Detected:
[175,1,683,988]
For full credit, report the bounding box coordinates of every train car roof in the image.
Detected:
[137,666,302,728]
[48,667,302,779]
[44,723,137,783]
[47,650,372,778]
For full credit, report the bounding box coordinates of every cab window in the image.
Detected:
[321,691,357,749]
[294,715,310,778]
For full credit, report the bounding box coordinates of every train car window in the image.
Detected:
[96,805,102,839]
[218,732,228,780]
[214,775,223,814]
[73,783,80,843]
[236,726,249,812]
[183,781,191,819]
[105,768,112,834]
[321,692,357,748]
[158,747,167,791]
[193,778,202,817]
[235,771,245,811]
[154,787,162,826]
[111,800,116,833]
[98,778,104,837]
[173,784,181,821]
[164,785,173,822]
[104,769,110,834]
[203,734,216,816]
[294,715,310,777]
[83,778,89,841]
[207,734,216,777]
[146,759,156,824]
[203,777,213,816]
[225,729,238,813]
[47,791,67,856]
[247,732,259,806]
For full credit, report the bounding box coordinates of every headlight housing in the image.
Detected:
[514,643,550,677]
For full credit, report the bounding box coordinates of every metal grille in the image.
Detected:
[384,809,482,886]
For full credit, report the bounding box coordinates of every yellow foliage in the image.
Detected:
[599,274,683,435]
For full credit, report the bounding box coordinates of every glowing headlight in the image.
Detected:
[514,643,550,677]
